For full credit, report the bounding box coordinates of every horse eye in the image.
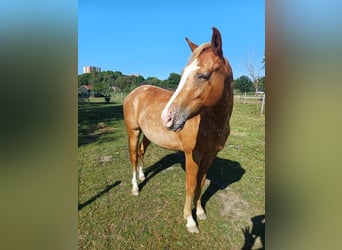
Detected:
[197,72,211,81]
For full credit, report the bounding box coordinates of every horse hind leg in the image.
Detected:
[137,135,150,181]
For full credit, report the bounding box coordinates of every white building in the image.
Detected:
[83,66,101,73]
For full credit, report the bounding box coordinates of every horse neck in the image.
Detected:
[205,79,233,126]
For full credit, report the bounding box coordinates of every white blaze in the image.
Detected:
[161,59,200,119]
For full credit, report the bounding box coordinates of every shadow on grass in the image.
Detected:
[78,180,121,211]
[241,214,265,250]
[138,152,185,192]
[138,152,245,208]
[78,103,123,146]
[202,158,245,210]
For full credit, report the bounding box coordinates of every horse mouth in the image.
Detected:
[169,121,186,132]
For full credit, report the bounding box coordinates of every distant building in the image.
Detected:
[83,66,101,73]
[78,85,93,97]
[78,85,93,103]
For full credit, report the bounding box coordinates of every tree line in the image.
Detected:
[78,70,265,96]
[78,71,181,95]
[233,75,265,93]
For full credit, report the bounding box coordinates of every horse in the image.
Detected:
[123,27,234,233]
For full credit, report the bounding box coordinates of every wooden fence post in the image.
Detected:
[261,93,265,115]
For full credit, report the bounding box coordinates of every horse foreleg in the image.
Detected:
[137,135,150,181]
[194,172,208,221]
[194,156,215,221]
[128,129,141,196]
[184,152,200,233]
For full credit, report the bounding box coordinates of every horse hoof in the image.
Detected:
[197,212,207,221]
[139,175,145,181]
[132,189,139,196]
[186,225,199,233]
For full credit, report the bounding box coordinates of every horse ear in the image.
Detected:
[185,37,198,52]
[211,27,223,57]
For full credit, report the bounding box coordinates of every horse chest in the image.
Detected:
[198,124,228,153]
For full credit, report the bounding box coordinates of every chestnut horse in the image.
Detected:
[123,27,233,233]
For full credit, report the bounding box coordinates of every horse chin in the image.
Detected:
[165,121,184,132]
[166,118,186,132]
[173,122,185,132]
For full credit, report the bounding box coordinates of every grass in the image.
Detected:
[78,96,265,249]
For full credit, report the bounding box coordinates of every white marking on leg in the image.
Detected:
[196,205,207,220]
[131,171,139,195]
[186,215,199,233]
[186,215,196,227]
[138,166,145,181]
[161,59,200,120]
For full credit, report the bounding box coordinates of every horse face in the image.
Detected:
[161,47,226,132]
[161,27,228,132]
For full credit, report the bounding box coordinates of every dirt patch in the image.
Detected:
[232,130,248,138]
[218,187,250,220]
[99,155,112,162]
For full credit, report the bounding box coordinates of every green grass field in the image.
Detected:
[78,96,265,249]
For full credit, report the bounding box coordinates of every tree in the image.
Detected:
[101,82,114,97]
[247,55,262,92]
[115,75,135,92]
[78,73,91,87]
[258,76,265,92]
[164,72,181,89]
[135,75,145,85]
[234,75,254,93]
[145,77,163,87]
[78,70,196,92]
[91,82,104,95]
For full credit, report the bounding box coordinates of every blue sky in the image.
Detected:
[79,1,265,80]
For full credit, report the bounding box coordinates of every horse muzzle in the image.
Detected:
[161,107,187,132]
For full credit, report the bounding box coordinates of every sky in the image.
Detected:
[78,0,265,80]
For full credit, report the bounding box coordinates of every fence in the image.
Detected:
[78,91,265,115]
[78,92,128,104]
[111,92,127,103]
[235,92,265,115]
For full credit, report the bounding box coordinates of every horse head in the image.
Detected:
[161,27,232,132]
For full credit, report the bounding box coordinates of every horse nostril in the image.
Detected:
[165,115,173,128]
